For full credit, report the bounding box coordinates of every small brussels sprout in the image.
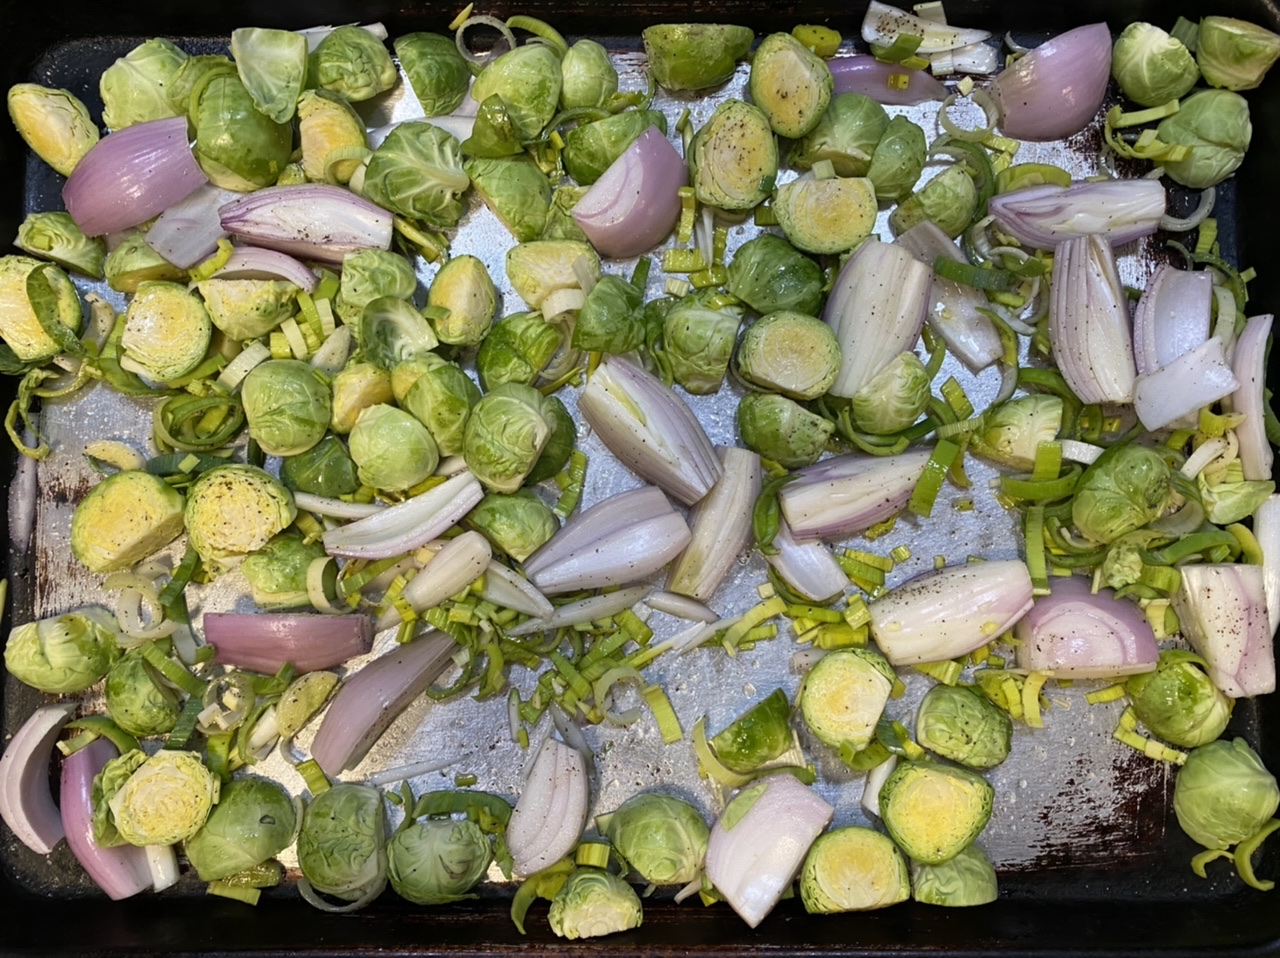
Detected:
[6,83,99,176]
[329,361,394,434]
[310,25,397,102]
[401,354,483,456]
[1174,738,1280,849]
[850,351,931,435]
[911,843,998,906]
[969,395,1063,471]
[4,607,121,695]
[335,249,418,327]
[866,115,927,204]
[710,687,793,774]
[279,435,360,498]
[104,646,182,737]
[70,469,185,573]
[725,234,824,316]
[476,312,565,390]
[749,32,833,138]
[185,776,297,882]
[242,359,332,457]
[99,38,187,130]
[184,464,297,570]
[466,489,559,562]
[348,404,440,492]
[889,165,979,239]
[737,310,840,401]
[915,685,1013,770]
[0,254,83,362]
[789,93,889,177]
[108,750,220,847]
[395,32,471,117]
[563,110,667,186]
[775,175,877,254]
[1197,16,1280,91]
[1071,445,1173,545]
[297,90,368,184]
[878,761,994,865]
[736,392,834,469]
[387,818,491,905]
[465,154,552,242]
[1125,651,1233,749]
[604,793,709,885]
[231,27,309,123]
[195,278,299,341]
[799,649,897,755]
[561,39,619,110]
[573,274,645,354]
[471,44,563,142]
[548,867,643,940]
[642,23,754,91]
[360,297,439,370]
[1157,89,1252,189]
[242,532,328,610]
[363,122,470,227]
[690,100,779,211]
[463,382,558,493]
[191,73,293,191]
[297,782,389,902]
[799,826,910,913]
[1111,22,1199,107]
[506,240,599,310]
[427,255,498,346]
[663,300,743,394]
[104,231,187,293]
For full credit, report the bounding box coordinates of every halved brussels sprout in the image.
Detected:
[878,761,994,865]
[466,489,559,562]
[242,532,327,610]
[710,687,793,773]
[242,359,332,457]
[105,231,187,293]
[542,186,590,242]
[427,255,498,346]
[476,311,565,390]
[915,684,1013,770]
[121,280,212,381]
[663,299,743,394]
[297,90,368,184]
[470,44,563,141]
[866,115,927,204]
[70,470,186,573]
[330,361,394,434]
[395,32,471,117]
[185,776,297,882]
[6,84,99,176]
[850,351,931,435]
[911,843,998,906]
[889,165,979,239]
[309,25,397,102]
[1071,444,1173,545]
[736,392,834,469]
[749,32,833,138]
[725,234,824,316]
[799,649,896,755]
[348,403,440,491]
[789,93,889,177]
[401,354,483,456]
[0,254,83,362]
[360,297,439,370]
[363,122,470,227]
[388,818,492,905]
[737,310,840,401]
[335,248,418,327]
[231,27,309,123]
[278,435,360,498]
[1157,89,1252,189]
[968,394,1063,471]
[108,749,219,847]
[105,646,182,737]
[573,274,645,354]
[775,175,877,254]
[1197,16,1280,91]
[523,395,575,485]
[548,867,643,940]
[563,110,667,186]
[642,23,754,91]
[4,607,121,695]
[191,72,293,191]
[800,826,911,913]
[1111,22,1199,107]
[561,39,619,110]
[1174,738,1279,849]
[690,100,779,211]
[465,154,552,242]
[297,782,388,902]
[604,792,709,885]
[195,278,299,341]
[462,382,557,493]
[506,240,598,309]
[99,38,187,130]
[1125,650,1234,748]
[184,464,297,570]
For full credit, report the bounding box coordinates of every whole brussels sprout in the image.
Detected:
[663,300,743,394]
[348,404,440,491]
[1071,444,1173,545]
[889,165,979,239]
[99,38,187,130]
[401,354,483,456]
[191,72,293,192]
[106,749,220,847]
[242,359,332,457]
[867,115,927,204]
[878,761,994,865]
[470,44,563,141]
[335,248,418,327]
[1111,22,1199,107]
[737,310,840,401]
[395,32,471,116]
[642,23,754,91]
[563,110,667,186]
[463,382,558,493]
[710,688,793,773]
[1125,650,1233,749]
[800,826,910,913]
[466,489,559,562]
[297,782,388,902]
[690,99,779,211]
[725,234,824,316]
[427,255,498,346]
[775,175,877,255]
[195,278,299,342]
[1197,16,1280,91]
[476,312,565,390]
[850,351,931,435]
[242,532,328,609]
[279,435,360,498]
[573,274,645,354]
[465,154,553,243]
[359,298,439,370]
[166,54,232,115]
[911,843,999,906]
[330,361,394,434]
[4,607,121,695]
[120,280,212,382]
[915,684,1013,770]
[184,464,297,570]
[969,394,1063,471]
[506,240,599,310]
[1157,89,1252,189]
[104,646,182,737]
[799,649,897,755]
[387,818,492,905]
[6,84,99,176]
[185,776,298,882]
[1174,738,1280,849]
[104,231,187,293]
[231,27,309,123]
[70,470,185,573]
[737,392,834,469]
[297,90,368,184]
[749,32,833,138]
[309,25,397,102]
[789,93,889,177]
[561,39,619,110]
[363,122,470,227]
[548,867,643,940]
[0,254,84,362]
[604,793,709,885]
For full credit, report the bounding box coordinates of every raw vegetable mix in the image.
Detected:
[1,1,1279,938]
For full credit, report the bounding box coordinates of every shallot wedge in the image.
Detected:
[206,613,373,674]
[988,179,1167,251]
[507,737,590,877]
[1227,314,1275,481]
[1132,265,1213,376]
[0,703,76,855]
[778,449,933,541]
[1048,234,1136,405]
[1173,564,1275,698]
[765,519,850,603]
[1014,575,1158,678]
[322,470,483,559]
[667,446,762,601]
[992,23,1111,141]
[61,739,152,900]
[375,532,492,631]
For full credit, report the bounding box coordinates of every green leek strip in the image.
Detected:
[296,291,322,335]
[1147,529,1241,565]
[913,659,963,685]
[999,464,1082,503]
[59,716,140,757]
[662,248,708,273]
[1022,671,1049,728]
[614,608,653,645]
[157,546,201,611]
[510,860,574,935]
[922,325,947,380]
[1002,676,1025,718]
[1031,441,1064,482]
[1025,506,1049,595]
[505,15,568,54]
[4,392,48,459]
[839,739,891,772]
[1113,725,1189,765]
[754,203,778,227]
[786,604,843,623]
[793,23,842,56]
[1234,818,1280,891]
[205,732,235,780]
[811,622,865,649]
[554,450,588,518]
[940,377,973,420]
[475,641,505,699]
[549,651,592,701]
[630,256,651,290]
[890,545,912,563]
[496,637,541,671]
[164,694,206,750]
[908,440,961,518]
[690,265,728,289]
[676,186,696,244]
[691,716,752,786]
[721,596,786,652]
[846,549,894,573]
[1195,218,1219,256]
[843,597,871,630]
[392,217,449,263]
[1191,847,1233,880]
[753,472,800,555]
[1228,523,1266,565]
[575,842,611,869]
[837,554,886,587]
[314,269,339,302]
[1110,99,1180,130]
[140,640,206,696]
[1085,684,1128,705]
[578,630,631,675]
[642,684,684,743]
[297,758,330,795]
[932,255,1016,291]
[207,883,260,906]
[871,33,924,62]
[712,226,728,266]
[1135,564,1182,596]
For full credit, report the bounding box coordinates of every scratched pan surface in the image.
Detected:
[0,0,1278,955]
